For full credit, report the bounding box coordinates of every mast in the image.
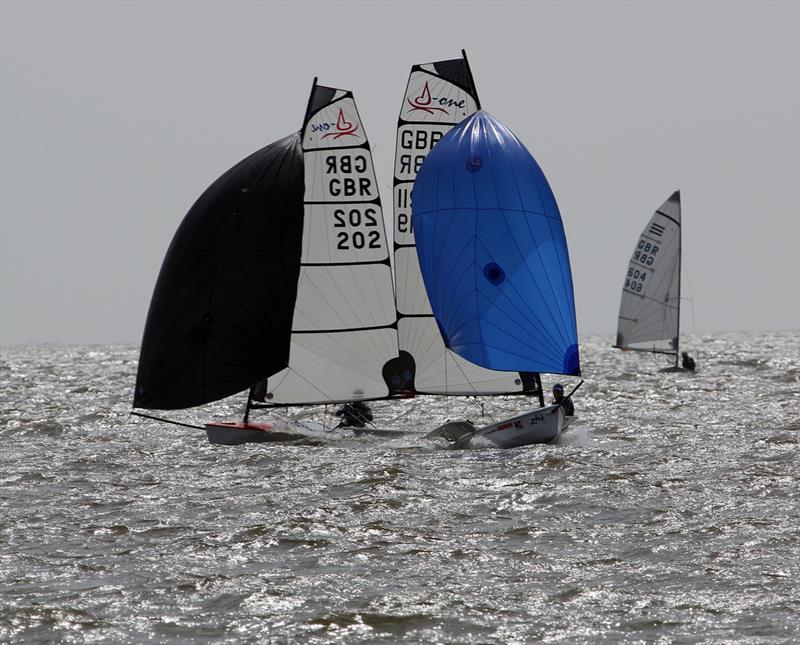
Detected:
[243,391,253,424]
[535,374,545,408]
[674,189,682,367]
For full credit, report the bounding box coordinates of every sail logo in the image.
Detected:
[406,81,466,115]
[312,109,359,139]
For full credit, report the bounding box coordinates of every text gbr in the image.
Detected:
[398,128,445,175]
[326,154,372,197]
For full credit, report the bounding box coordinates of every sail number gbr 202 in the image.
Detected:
[333,207,381,250]
[305,148,385,255]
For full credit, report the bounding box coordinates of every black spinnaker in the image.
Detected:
[134,134,305,410]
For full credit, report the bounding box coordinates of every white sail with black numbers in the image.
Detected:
[264,83,401,405]
[615,191,682,355]
[393,52,535,396]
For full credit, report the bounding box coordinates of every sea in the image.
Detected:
[1,331,798,644]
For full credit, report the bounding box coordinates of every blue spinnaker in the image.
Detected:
[412,110,580,376]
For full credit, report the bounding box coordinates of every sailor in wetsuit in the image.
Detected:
[335,401,373,428]
[681,352,696,371]
[552,383,574,416]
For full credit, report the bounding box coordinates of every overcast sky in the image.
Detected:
[1,0,798,346]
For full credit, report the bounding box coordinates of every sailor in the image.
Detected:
[335,401,373,428]
[552,384,574,416]
[681,352,696,371]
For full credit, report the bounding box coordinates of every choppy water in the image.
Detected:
[1,331,798,643]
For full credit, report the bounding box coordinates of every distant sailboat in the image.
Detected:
[413,107,582,448]
[614,191,687,370]
[133,79,410,444]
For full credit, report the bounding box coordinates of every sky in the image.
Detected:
[1,0,798,346]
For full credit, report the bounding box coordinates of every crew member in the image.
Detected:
[552,383,574,416]
[335,401,373,428]
[681,352,696,371]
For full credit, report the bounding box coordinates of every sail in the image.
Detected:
[263,83,402,405]
[393,53,535,394]
[134,133,305,410]
[615,191,681,354]
[135,82,402,411]
[412,110,581,377]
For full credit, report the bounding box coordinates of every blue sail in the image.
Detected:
[412,110,580,376]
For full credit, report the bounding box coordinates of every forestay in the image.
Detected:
[615,191,682,355]
[393,53,536,394]
[412,110,581,377]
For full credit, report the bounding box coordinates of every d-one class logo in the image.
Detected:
[406,81,466,115]
[311,108,359,139]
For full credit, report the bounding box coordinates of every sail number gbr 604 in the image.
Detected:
[333,207,381,250]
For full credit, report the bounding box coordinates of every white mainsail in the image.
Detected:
[265,86,399,404]
[393,54,533,395]
[615,191,682,355]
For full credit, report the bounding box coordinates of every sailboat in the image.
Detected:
[393,50,548,405]
[411,103,582,448]
[613,191,686,371]
[133,79,411,444]
[133,55,579,448]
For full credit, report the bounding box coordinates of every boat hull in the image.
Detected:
[478,405,567,448]
[205,422,305,445]
[295,420,419,439]
[424,420,478,450]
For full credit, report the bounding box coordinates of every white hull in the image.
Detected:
[477,404,567,448]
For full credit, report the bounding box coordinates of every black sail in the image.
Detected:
[134,133,304,410]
